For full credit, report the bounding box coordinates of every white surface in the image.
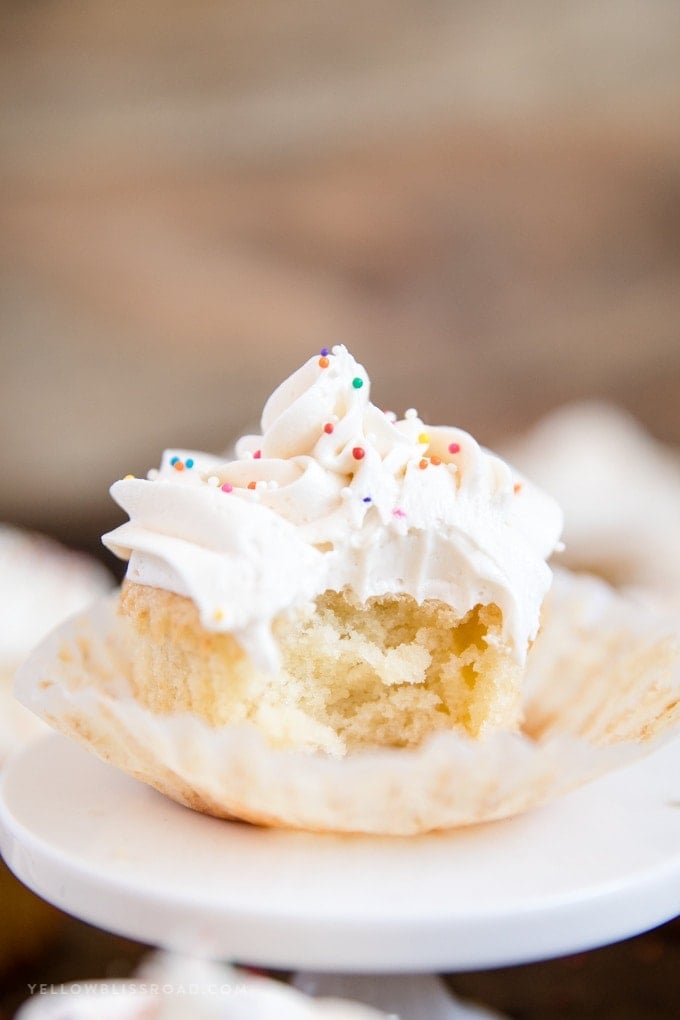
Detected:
[1,734,680,972]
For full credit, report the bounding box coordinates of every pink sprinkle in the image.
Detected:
[221,483,233,493]
[253,449,262,459]
[448,442,460,454]
[392,508,406,518]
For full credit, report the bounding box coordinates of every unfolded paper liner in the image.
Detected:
[15,569,680,836]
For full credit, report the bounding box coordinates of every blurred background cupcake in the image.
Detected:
[0,524,112,764]
[15,952,392,1019]
[505,404,680,615]
[0,525,111,990]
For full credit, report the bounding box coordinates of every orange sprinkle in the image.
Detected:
[419,458,429,469]
[174,461,184,471]
[318,356,330,368]
[247,481,257,490]
[430,455,442,466]
[514,482,523,494]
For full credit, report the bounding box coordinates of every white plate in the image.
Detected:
[1,733,679,972]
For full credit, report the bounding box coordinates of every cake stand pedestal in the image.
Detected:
[1,734,680,1018]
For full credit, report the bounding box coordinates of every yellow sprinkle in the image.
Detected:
[418,432,430,445]
[213,609,224,622]
[124,474,135,480]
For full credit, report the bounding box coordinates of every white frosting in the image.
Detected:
[104,347,563,671]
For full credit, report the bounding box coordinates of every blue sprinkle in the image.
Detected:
[362,496,372,503]
[185,458,194,469]
[170,456,179,465]
[320,347,329,357]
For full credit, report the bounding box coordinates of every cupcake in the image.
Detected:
[103,346,563,756]
[16,351,679,834]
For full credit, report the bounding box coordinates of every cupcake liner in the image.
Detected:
[14,570,680,835]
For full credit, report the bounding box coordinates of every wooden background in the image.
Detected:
[2,0,679,555]
[1,4,679,1016]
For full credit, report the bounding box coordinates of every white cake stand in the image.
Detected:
[2,734,680,1019]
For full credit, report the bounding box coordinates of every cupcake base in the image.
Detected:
[119,581,523,756]
[14,569,680,835]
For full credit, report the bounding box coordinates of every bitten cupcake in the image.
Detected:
[15,348,680,834]
[103,346,563,756]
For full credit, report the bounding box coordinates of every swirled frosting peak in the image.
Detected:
[104,346,563,671]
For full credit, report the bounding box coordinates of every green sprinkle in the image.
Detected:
[352,377,364,389]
